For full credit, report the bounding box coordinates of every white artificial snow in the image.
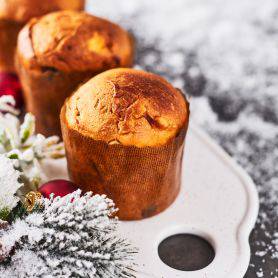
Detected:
[0,155,22,212]
[256,250,267,257]
[1,249,49,278]
[256,269,264,278]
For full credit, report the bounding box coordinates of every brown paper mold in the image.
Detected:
[16,10,134,137]
[0,0,85,73]
[61,68,190,220]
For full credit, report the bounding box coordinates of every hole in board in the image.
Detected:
[158,233,215,271]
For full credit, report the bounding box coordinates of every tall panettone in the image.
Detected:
[61,68,190,220]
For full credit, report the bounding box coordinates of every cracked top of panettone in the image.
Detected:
[62,68,189,147]
[0,0,84,23]
[16,11,134,73]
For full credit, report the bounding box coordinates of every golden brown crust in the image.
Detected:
[17,11,134,73]
[0,0,85,22]
[64,68,189,147]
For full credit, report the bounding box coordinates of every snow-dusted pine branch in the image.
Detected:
[0,96,64,191]
[0,155,23,220]
[0,190,136,278]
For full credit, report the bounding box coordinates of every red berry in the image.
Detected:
[0,72,23,108]
[39,179,79,199]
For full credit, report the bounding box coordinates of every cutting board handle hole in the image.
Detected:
[158,233,215,271]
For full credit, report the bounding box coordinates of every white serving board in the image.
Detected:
[42,124,259,278]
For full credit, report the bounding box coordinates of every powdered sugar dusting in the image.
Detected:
[89,0,278,276]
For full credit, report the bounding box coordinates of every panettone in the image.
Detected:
[61,68,190,220]
[16,11,134,136]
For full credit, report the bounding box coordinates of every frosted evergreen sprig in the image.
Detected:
[0,155,23,221]
[0,96,65,191]
[0,190,137,278]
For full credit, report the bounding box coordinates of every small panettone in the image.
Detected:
[0,0,85,73]
[61,68,190,220]
[16,11,134,136]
